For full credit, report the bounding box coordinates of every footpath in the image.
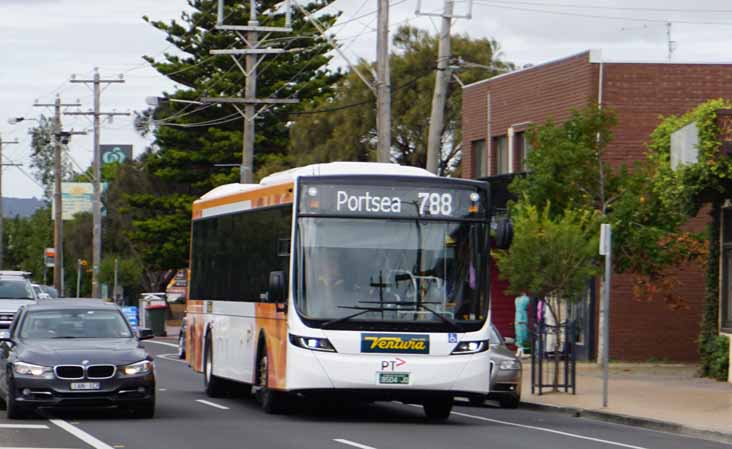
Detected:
[520,362,732,443]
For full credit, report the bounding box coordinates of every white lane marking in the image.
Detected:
[50,419,115,449]
[450,411,650,449]
[195,399,230,410]
[159,388,168,392]
[333,439,379,449]
[0,447,78,449]
[156,353,187,364]
[144,340,179,348]
[0,424,49,429]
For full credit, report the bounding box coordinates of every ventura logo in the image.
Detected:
[361,333,429,354]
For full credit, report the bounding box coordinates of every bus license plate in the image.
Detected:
[70,382,101,390]
[378,372,409,385]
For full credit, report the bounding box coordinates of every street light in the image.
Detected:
[145,96,204,107]
[7,117,39,125]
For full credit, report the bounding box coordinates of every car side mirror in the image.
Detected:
[38,293,51,300]
[137,328,154,340]
[269,271,287,312]
[0,337,15,347]
[493,217,514,250]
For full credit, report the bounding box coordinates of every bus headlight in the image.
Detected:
[451,340,489,355]
[289,334,336,352]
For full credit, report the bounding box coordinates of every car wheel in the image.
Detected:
[177,333,186,359]
[498,394,520,409]
[254,350,289,414]
[129,400,155,419]
[203,335,226,397]
[423,397,453,421]
[6,390,31,419]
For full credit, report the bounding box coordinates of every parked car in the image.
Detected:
[467,325,522,408]
[39,285,59,299]
[0,300,156,419]
[31,284,50,300]
[0,272,36,330]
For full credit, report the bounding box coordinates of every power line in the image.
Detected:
[474,1,732,25]
[476,0,732,14]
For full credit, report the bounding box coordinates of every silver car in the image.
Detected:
[468,325,522,408]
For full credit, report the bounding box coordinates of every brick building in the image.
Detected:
[462,50,732,362]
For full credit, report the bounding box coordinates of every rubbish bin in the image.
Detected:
[145,303,168,337]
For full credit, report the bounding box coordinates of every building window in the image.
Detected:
[518,132,532,171]
[723,207,732,331]
[472,139,487,178]
[495,136,509,175]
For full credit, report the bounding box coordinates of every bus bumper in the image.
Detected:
[285,345,491,395]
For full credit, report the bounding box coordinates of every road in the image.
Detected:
[0,340,728,449]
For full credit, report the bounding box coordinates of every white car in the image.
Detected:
[0,272,36,330]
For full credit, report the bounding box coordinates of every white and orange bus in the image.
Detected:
[183,162,497,419]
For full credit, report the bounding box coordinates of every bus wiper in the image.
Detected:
[357,301,463,332]
[321,307,375,329]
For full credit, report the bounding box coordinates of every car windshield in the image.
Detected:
[490,325,504,345]
[0,279,34,300]
[19,309,133,339]
[296,217,487,330]
[40,285,59,298]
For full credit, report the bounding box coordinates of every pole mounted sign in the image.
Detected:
[44,248,55,268]
[100,145,132,165]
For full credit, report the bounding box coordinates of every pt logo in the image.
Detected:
[380,358,406,371]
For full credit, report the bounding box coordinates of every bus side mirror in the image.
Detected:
[269,271,287,306]
[494,218,514,250]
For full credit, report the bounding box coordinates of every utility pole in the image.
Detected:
[34,96,82,293]
[66,69,128,298]
[0,135,20,270]
[203,0,298,183]
[418,0,472,175]
[599,223,612,407]
[376,0,391,163]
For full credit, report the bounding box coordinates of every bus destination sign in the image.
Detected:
[298,182,486,219]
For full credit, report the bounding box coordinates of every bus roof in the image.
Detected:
[197,162,435,203]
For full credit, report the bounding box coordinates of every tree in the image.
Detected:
[509,105,706,309]
[4,208,53,283]
[287,26,514,174]
[28,115,76,199]
[123,0,341,283]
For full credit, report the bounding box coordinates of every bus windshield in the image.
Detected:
[296,217,487,331]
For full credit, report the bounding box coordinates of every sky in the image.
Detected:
[1,0,732,199]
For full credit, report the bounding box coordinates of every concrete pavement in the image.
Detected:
[521,362,732,441]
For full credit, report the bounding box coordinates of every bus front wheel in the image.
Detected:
[255,350,289,414]
[423,397,453,421]
[203,335,227,397]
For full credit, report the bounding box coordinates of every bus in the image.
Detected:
[183,162,498,419]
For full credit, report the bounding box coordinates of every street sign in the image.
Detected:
[44,248,55,268]
[599,223,611,256]
[52,182,109,220]
[100,145,132,165]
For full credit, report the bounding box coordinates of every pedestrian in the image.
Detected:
[514,292,530,357]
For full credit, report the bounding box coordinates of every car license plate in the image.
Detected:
[378,372,409,385]
[70,382,101,390]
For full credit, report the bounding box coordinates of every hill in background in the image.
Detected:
[3,197,45,218]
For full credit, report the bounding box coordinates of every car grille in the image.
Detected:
[86,365,116,379]
[0,312,14,323]
[55,365,84,379]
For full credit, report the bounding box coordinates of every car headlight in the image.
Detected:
[289,334,336,352]
[451,340,489,355]
[120,360,153,376]
[499,359,521,370]
[14,361,53,378]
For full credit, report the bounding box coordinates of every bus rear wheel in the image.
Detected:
[255,351,289,414]
[423,397,453,421]
[203,336,227,397]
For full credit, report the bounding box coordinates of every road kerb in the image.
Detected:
[519,401,732,445]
